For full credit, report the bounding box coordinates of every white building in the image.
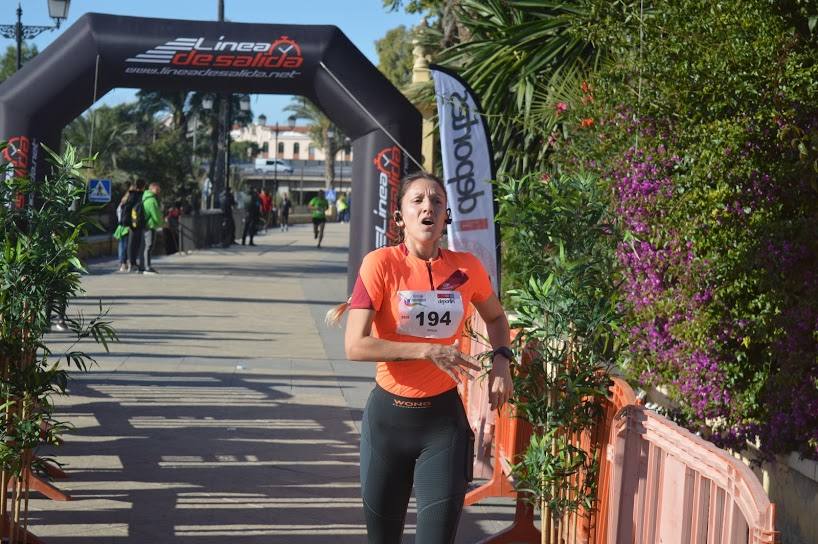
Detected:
[231,114,352,163]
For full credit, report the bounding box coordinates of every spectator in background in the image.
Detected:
[114,192,130,272]
[336,194,349,223]
[242,187,261,246]
[125,179,146,273]
[221,188,236,247]
[259,188,273,232]
[139,182,162,275]
[164,200,182,255]
[280,193,292,232]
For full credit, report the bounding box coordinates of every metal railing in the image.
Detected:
[462,313,778,543]
[461,315,638,544]
[607,406,780,543]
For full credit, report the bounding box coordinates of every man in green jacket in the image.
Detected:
[140,182,162,274]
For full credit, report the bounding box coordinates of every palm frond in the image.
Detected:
[429,0,608,178]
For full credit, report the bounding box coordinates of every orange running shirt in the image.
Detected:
[349,243,494,398]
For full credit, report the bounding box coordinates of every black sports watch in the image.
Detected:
[492,346,514,362]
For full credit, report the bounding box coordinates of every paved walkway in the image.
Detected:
[34,222,516,543]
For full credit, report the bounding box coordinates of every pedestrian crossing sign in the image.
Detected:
[87,179,112,203]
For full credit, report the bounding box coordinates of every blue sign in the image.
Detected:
[325,188,337,203]
[87,179,112,203]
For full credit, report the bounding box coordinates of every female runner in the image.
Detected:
[327,172,513,543]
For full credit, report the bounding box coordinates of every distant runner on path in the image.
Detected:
[308,192,329,248]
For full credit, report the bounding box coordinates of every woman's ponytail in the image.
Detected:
[325,299,350,327]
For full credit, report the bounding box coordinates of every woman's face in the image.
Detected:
[399,178,448,244]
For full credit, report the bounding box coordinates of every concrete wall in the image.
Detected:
[740,450,818,544]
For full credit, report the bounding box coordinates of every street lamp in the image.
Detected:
[223,95,232,192]
[235,94,251,186]
[200,94,249,207]
[224,94,250,194]
[47,1,71,20]
[339,136,351,189]
[326,126,338,190]
[239,94,251,113]
[273,114,296,196]
[201,95,215,208]
[0,1,71,71]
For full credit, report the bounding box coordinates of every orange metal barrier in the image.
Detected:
[607,405,780,544]
[463,314,777,544]
[539,376,638,544]
[469,401,540,544]
[460,310,496,480]
[461,317,539,543]
[589,376,638,544]
[465,401,530,506]
[462,312,639,544]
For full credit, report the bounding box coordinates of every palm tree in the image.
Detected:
[284,97,346,189]
[136,89,189,133]
[62,104,132,176]
[436,0,610,179]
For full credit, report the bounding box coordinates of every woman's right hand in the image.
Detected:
[426,340,481,384]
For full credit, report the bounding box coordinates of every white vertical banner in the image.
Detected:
[430,65,498,291]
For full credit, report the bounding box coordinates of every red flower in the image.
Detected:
[555,102,568,114]
[580,118,595,128]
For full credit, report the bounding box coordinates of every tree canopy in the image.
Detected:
[0,43,38,84]
[375,25,415,89]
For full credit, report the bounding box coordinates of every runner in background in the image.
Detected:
[326,172,513,543]
[308,192,329,248]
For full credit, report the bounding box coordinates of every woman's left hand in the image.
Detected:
[488,357,513,411]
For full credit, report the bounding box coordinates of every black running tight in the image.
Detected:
[360,385,473,544]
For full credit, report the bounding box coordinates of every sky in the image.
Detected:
[11,0,422,124]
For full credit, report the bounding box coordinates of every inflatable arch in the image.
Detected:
[0,13,422,288]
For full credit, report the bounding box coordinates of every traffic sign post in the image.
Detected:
[87,179,112,204]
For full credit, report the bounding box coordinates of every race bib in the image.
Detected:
[396,290,465,339]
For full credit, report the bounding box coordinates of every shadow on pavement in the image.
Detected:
[29,369,512,543]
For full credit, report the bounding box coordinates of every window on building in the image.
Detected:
[293,142,300,158]
[308,145,315,159]
[262,142,268,153]
[277,141,284,156]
